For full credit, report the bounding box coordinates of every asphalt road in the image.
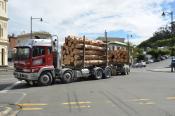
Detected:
[0,59,175,116]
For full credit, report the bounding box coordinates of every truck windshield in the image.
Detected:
[14,47,30,60]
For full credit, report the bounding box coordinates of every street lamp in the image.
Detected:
[30,16,43,39]
[162,11,174,33]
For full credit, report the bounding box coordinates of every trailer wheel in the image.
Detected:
[61,71,73,83]
[38,72,52,86]
[104,68,111,79]
[94,69,103,80]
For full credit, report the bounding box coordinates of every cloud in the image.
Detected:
[8,0,174,44]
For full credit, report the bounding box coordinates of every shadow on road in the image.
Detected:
[9,76,123,90]
[0,83,14,91]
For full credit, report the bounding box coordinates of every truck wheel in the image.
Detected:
[25,80,38,86]
[94,69,103,80]
[122,69,127,75]
[104,68,111,79]
[61,71,73,83]
[38,72,52,86]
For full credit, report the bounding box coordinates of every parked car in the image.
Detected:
[146,59,154,64]
[132,61,146,68]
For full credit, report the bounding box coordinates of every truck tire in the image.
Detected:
[38,72,53,86]
[25,80,38,86]
[121,68,127,75]
[61,71,73,84]
[94,69,103,80]
[103,68,111,79]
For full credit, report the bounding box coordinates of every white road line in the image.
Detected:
[0,81,27,116]
[0,81,22,93]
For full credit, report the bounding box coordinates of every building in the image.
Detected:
[16,31,52,43]
[8,34,17,61]
[0,0,8,66]
[96,37,125,43]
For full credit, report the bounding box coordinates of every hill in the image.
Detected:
[138,26,175,48]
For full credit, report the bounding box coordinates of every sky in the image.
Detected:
[8,0,175,45]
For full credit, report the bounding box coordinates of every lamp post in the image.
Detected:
[30,16,43,39]
[127,34,132,64]
[162,11,174,57]
[162,11,174,33]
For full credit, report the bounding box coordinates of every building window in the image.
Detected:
[1,1,4,10]
[1,28,3,37]
[0,24,1,37]
[5,2,6,12]
[0,2,2,9]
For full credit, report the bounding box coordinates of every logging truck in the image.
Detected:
[13,35,130,86]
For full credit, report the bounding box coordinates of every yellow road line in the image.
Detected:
[17,103,48,107]
[19,108,43,111]
[166,97,175,100]
[62,101,92,105]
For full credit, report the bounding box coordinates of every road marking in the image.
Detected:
[19,108,43,111]
[62,101,92,105]
[166,97,175,100]
[131,98,155,105]
[62,101,92,109]
[145,102,155,105]
[131,98,151,101]
[0,81,22,93]
[72,105,91,108]
[17,103,48,107]
[65,105,91,109]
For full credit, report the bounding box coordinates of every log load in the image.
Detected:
[108,48,129,64]
[61,35,129,67]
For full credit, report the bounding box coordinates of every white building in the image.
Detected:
[0,0,8,66]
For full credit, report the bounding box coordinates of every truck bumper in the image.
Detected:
[14,72,38,81]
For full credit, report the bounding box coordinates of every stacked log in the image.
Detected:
[108,47,129,64]
[61,35,129,67]
[61,36,107,67]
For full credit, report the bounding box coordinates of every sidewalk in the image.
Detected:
[0,62,14,72]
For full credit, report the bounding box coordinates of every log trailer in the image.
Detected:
[13,33,130,86]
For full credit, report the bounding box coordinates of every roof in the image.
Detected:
[16,39,51,47]
[108,41,128,46]
[17,31,51,38]
[96,37,125,42]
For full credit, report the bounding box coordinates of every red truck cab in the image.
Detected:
[14,39,55,85]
